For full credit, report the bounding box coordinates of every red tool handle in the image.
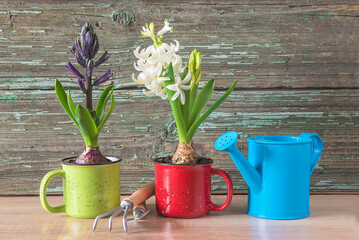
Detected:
[123,181,155,207]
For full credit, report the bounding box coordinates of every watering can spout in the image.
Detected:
[215,131,262,194]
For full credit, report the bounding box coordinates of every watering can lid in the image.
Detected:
[247,135,312,145]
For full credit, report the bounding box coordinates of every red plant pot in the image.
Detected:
[153,159,233,218]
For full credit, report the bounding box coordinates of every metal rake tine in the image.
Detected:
[93,206,123,231]
[108,206,125,232]
[123,205,130,233]
[127,209,150,223]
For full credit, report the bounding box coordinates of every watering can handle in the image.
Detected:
[299,133,323,175]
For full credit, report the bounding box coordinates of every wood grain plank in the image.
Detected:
[0,1,358,195]
[1,89,358,194]
[0,1,357,90]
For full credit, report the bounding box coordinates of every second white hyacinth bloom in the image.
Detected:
[132,19,192,105]
[166,71,192,105]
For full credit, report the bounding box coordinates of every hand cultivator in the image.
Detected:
[93,181,155,233]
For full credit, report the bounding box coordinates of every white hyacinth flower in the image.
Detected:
[132,19,191,104]
[166,71,192,105]
[157,19,172,36]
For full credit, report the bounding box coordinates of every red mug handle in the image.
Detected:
[209,168,233,211]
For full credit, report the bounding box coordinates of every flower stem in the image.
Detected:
[163,63,189,143]
[168,97,189,143]
[85,60,93,111]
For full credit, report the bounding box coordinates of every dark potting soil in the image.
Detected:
[154,156,213,165]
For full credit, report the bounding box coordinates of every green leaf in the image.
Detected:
[187,80,237,141]
[188,70,201,119]
[75,105,99,147]
[67,90,76,117]
[55,79,79,128]
[188,79,214,129]
[180,68,191,130]
[163,63,189,143]
[97,93,115,132]
[95,86,114,126]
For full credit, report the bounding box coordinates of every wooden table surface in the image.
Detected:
[0,195,358,240]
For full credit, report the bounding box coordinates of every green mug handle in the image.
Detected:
[39,169,66,213]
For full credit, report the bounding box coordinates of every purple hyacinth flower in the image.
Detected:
[87,59,94,76]
[75,51,86,68]
[82,40,89,58]
[81,24,87,36]
[75,38,83,56]
[93,69,112,86]
[77,78,86,93]
[86,32,93,49]
[81,23,90,43]
[92,36,99,57]
[94,51,110,67]
[69,46,76,58]
[78,22,99,59]
[67,22,112,95]
[66,61,84,80]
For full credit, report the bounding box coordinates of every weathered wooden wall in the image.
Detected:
[0,0,358,195]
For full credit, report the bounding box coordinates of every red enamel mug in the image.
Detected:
[153,160,233,218]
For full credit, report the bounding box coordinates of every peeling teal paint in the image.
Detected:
[27,30,46,33]
[227,62,253,65]
[322,53,332,56]
[11,10,43,14]
[330,185,359,190]
[46,187,63,193]
[0,60,47,66]
[0,94,18,103]
[305,12,329,18]
[135,126,150,132]
[296,16,309,21]
[154,144,162,153]
[270,54,295,57]
[210,54,230,59]
[1,10,43,14]
[11,128,26,131]
[8,45,33,48]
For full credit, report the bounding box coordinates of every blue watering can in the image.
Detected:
[215,132,323,220]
